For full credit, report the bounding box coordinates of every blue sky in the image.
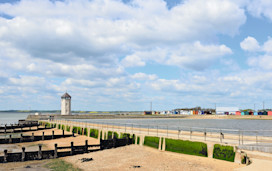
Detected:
[1,0,272,111]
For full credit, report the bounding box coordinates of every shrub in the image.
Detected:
[144,136,160,149]
[89,129,99,138]
[66,126,70,132]
[114,132,119,138]
[165,138,207,157]
[77,127,82,134]
[72,126,77,134]
[52,123,56,128]
[120,133,130,139]
[213,144,235,162]
[58,124,61,129]
[61,125,65,130]
[137,137,140,144]
[108,131,113,139]
[84,128,88,136]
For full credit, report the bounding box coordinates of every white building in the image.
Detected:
[216,107,239,115]
[61,92,71,115]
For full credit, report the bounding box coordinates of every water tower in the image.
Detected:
[61,92,71,115]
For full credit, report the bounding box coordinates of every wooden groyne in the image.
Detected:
[0,137,133,163]
[0,130,73,144]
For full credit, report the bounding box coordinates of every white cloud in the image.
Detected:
[245,0,272,20]
[240,36,261,52]
[131,73,158,81]
[121,54,146,67]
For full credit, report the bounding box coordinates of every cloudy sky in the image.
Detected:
[0,0,272,111]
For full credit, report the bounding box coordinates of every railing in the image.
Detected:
[51,119,272,152]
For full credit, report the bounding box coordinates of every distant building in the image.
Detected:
[61,92,71,115]
[216,107,238,115]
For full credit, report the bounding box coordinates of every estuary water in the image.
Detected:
[0,112,30,125]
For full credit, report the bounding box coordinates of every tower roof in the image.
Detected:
[61,92,71,99]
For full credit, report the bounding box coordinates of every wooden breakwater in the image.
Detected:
[0,130,74,144]
[0,137,133,163]
[0,121,40,134]
[0,127,52,134]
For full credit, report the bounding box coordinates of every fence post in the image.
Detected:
[52,130,54,139]
[63,129,65,136]
[256,131,258,144]
[239,130,240,145]
[38,144,42,159]
[85,140,88,153]
[42,132,44,141]
[204,130,207,141]
[4,149,7,163]
[9,135,12,143]
[190,128,192,139]
[54,144,58,158]
[167,125,168,137]
[157,125,158,137]
[4,125,6,134]
[70,142,74,155]
[242,131,244,145]
[32,133,34,141]
[29,125,31,130]
[22,147,25,162]
[20,134,23,143]
[220,130,222,143]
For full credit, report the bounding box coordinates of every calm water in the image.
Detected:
[0,112,30,125]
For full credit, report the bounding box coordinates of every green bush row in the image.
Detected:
[165,138,207,157]
[213,144,235,162]
[144,136,160,149]
[66,126,70,132]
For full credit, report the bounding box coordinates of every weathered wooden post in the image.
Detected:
[85,140,88,153]
[9,135,12,143]
[52,130,54,139]
[20,134,23,143]
[4,124,6,134]
[63,129,65,136]
[70,142,74,155]
[54,143,58,158]
[29,125,31,130]
[4,150,8,163]
[38,144,42,159]
[42,132,44,141]
[22,147,25,162]
[32,133,34,141]
[11,124,14,133]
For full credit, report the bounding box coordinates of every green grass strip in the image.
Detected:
[165,138,207,157]
[144,136,160,149]
[213,144,235,162]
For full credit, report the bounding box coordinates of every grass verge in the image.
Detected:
[44,159,82,171]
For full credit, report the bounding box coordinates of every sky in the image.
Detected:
[1,0,272,111]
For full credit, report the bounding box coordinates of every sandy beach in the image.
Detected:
[1,128,272,171]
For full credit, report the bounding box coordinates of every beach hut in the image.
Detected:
[241,112,245,116]
[236,111,241,115]
[254,112,258,116]
[258,112,263,115]
[263,111,268,115]
[268,111,272,115]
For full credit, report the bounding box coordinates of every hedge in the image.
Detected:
[61,125,65,130]
[213,144,235,162]
[114,132,119,139]
[89,129,99,138]
[58,124,61,129]
[120,133,130,139]
[144,136,160,149]
[72,126,77,134]
[165,138,207,157]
